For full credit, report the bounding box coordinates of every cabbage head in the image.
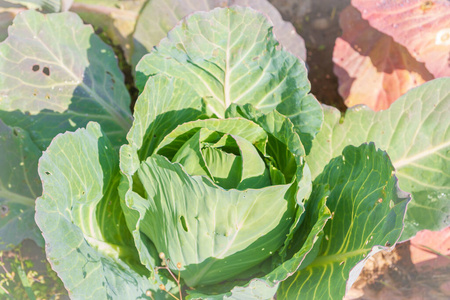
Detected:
[35,7,409,300]
[121,93,309,287]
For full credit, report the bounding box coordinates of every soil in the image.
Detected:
[270,0,349,111]
[345,241,450,300]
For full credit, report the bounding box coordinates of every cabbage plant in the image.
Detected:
[0,5,441,300]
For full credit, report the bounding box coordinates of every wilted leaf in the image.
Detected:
[333,6,433,110]
[60,0,72,11]
[0,12,12,42]
[0,1,24,42]
[70,0,147,63]
[279,144,410,300]
[352,0,450,77]
[0,10,132,150]
[132,0,306,70]
[306,78,450,241]
[0,120,43,250]
[3,0,60,12]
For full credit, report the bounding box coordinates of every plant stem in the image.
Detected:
[16,265,35,300]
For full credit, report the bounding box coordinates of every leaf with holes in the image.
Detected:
[34,122,169,299]
[0,10,132,150]
[185,173,331,299]
[0,9,132,250]
[0,120,43,250]
[306,78,450,240]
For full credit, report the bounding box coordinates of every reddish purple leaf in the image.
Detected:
[410,227,450,272]
[352,0,450,77]
[333,6,433,111]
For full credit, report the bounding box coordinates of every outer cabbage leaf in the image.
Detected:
[0,11,13,42]
[131,153,297,287]
[0,1,20,42]
[70,0,147,63]
[0,10,132,150]
[35,122,169,299]
[0,9,132,250]
[352,0,450,77]
[0,120,43,249]
[119,74,207,291]
[135,7,321,153]
[132,0,306,69]
[333,6,433,111]
[279,143,410,299]
[409,227,450,268]
[185,171,331,299]
[306,78,450,240]
[2,0,60,12]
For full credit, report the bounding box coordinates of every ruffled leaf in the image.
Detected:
[306,78,450,240]
[35,123,165,299]
[279,144,410,299]
[135,7,321,153]
[132,0,306,69]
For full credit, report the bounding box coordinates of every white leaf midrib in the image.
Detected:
[394,140,450,169]
[223,12,232,109]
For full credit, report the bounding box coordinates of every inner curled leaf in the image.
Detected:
[155,118,298,191]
